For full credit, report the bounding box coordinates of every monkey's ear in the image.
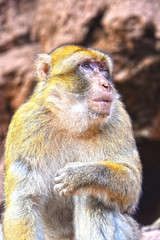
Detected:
[35,54,52,81]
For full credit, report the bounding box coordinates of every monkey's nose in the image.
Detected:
[100,79,111,91]
[102,83,109,89]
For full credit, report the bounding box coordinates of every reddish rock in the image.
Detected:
[142,230,160,240]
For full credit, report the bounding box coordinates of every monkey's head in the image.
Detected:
[35,45,119,132]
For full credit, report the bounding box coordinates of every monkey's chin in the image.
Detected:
[89,100,112,116]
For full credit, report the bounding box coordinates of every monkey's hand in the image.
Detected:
[54,160,141,213]
[54,162,90,197]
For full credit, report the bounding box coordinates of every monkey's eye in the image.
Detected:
[81,63,91,69]
[99,65,107,72]
[99,65,110,78]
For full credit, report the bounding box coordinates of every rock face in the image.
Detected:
[0,0,160,230]
[142,230,160,240]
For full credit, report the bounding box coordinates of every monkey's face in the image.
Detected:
[36,45,117,129]
[78,60,113,116]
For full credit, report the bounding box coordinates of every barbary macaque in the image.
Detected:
[2,45,142,240]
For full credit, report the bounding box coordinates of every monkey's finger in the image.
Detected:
[54,183,68,193]
[55,168,69,177]
[59,189,71,197]
[54,173,68,183]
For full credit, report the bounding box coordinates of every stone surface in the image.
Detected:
[142,230,160,240]
[0,0,160,228]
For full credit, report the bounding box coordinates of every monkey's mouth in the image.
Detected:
[92,94,113,104]
[92,91,113,102]
[89,98,113,115]
[92,99,111,103]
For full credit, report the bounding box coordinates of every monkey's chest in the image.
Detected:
[50,138,107,170]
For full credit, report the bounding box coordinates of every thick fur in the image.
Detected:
[2,45,142,240]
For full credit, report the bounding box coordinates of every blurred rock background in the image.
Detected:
[0,0,160,238]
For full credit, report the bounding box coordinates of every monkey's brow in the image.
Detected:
[48,48,82,55]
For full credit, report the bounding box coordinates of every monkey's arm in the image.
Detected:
[54,153,142,213]
[3,162,45,240]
